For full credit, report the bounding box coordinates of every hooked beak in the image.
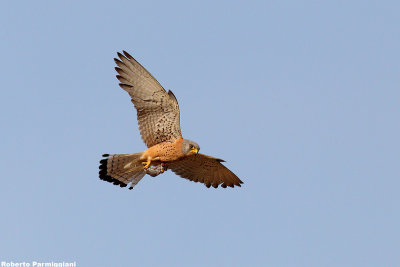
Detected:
[192,147,199,155]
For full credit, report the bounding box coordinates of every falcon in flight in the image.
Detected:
[99,51,243,189]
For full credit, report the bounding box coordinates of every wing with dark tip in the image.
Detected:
[114,51,182,147]
[168,153,243,188]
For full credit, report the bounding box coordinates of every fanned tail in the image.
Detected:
[99,153,145,190]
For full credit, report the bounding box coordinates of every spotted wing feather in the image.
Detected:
[168,153,243,188]
[115,51,181,147]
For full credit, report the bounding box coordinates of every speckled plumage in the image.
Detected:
[115,51,181,148]
[99,51,243,189]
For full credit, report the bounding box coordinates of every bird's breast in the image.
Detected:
[144,137,184,162]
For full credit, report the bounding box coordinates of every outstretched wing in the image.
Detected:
[114,51,182,148]
[168,153,243,188]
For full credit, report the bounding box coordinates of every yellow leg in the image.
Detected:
[142,160,151,169]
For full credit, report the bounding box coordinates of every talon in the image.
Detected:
[161,163,168,171]
[142,160,151,169]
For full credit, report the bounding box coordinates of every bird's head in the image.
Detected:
[182,139,200,155]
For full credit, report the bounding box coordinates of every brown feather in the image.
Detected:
[99,153,145,189]
[113,51,182,148]
[168,153,243,189]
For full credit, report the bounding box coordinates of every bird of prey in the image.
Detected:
[99,51,243,189]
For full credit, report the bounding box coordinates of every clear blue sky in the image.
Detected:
[1,1,399,266]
